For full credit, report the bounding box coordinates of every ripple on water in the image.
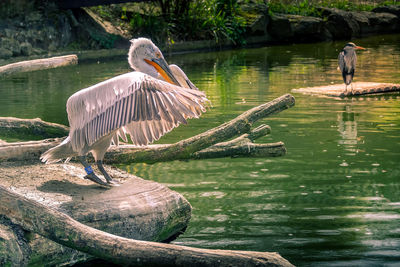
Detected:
[347,212,400,221]
[200,191,226,199]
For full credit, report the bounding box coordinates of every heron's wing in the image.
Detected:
[338,51,345,73]
[66,72,208,152]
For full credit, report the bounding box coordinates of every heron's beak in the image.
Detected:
[144,58,181,86]
[355,46,366,50]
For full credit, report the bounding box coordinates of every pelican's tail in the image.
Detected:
[40,137,76,164]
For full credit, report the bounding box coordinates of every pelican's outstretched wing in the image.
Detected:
[67,71,208,152]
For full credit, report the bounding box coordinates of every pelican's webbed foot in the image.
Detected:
[79,156,110,187]
[84,171,110,187]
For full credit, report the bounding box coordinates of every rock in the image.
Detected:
[366,12,400,33]
[350,11,370,34]
[24,11,43,24]
[240,2,269,36]
[268,13,293,40]
[267,13,325,42]
[1,37,21,56]
[320,8,360,39]
[373,5,400,17]
[20,42,32,56]
[0,48,12,59]
[320,7,400,38]
[289,15,325,41]
[247,14,269,36]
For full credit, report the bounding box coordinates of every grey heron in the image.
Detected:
[338,42,366,92]
[41,38,208,186]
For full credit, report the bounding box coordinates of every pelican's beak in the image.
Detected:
[144,58,181,86]
[355,46,366,50]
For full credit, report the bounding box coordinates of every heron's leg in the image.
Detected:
[78,156,109,186]
[96,160,113,183]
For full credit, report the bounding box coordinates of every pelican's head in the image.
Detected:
[128,38,180,86]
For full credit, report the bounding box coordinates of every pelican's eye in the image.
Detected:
[155,52,161,58]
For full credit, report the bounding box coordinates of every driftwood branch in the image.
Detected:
[0,94,295,162]
[106,93,294,163]
[0,55,78,76]
[0,117,69,139]
[0,185,293,266]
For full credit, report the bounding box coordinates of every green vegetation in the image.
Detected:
[89,0,399,46]
[268,0,400,17]
[90,0,251,46]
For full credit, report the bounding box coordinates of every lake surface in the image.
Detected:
[1,34,400,266]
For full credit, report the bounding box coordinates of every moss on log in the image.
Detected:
[0,55,78,76]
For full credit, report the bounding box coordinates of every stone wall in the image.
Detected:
[265,6,400,43]
[0,1,122,61]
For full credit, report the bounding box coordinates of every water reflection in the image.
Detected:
[338,104,358,146]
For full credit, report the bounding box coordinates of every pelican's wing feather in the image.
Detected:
[67,72,208,151]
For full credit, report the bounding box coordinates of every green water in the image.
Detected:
[1,34,400,266]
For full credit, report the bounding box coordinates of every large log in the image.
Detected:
[292,82,400,97]
[0,94,295,162]
[0,55,78,76]
[0,162,192,266]
[0,184,293,267]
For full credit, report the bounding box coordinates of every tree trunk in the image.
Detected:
[0,185,293,266]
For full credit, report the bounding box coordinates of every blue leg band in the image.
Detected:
[85,166,93,175]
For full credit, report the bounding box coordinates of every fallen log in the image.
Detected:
[0,55,78,76]
[0,94,295,163]
[0,184,293,267]
[292,82,400,97]
[0,117,69,139]
[0,162,192,266]
[0,138,64,161]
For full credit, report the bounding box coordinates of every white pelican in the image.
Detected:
[41,38,208,186]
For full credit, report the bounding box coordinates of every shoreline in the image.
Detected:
[1,5,400,65]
